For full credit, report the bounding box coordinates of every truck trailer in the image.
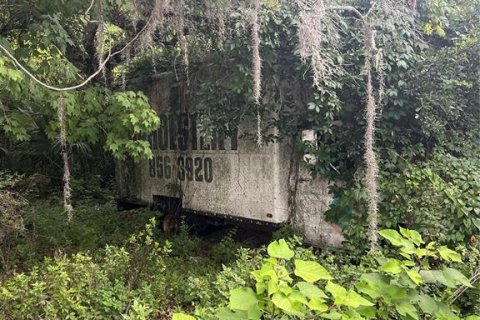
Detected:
[116,72,344,246]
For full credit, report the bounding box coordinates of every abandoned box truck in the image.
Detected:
[115,72,344,246]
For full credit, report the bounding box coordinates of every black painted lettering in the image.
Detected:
[149,159,156,178]
[185,157,193,181]
[177,157,185,181]
[194,157,203,182]
[164,156,171,179]
[178,114,188,151]
[204,158,213,183]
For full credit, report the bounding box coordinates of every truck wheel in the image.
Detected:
[162,213,178,235]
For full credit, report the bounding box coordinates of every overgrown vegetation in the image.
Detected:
[0,0,479,319]
[2,217,480,319]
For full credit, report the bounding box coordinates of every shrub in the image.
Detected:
[0,218,171,320]
[0,171,28,273]
[328,151,480,249]
[0,198,157,274]
[211,228,241,264]
[176,228,480,320]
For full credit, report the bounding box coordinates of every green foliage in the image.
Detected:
[328,151,480,249]
[170,221,203,258]
[2,200,479,320]
[0,198,154,274]
[0,218,172,320]
[211,229,242,265]
[1,7,161,163]
[0,172,27,256]
[180,229,478,320]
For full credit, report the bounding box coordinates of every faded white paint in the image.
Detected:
[117,73,343,246]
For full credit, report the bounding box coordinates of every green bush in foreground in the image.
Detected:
[177,228,479,320]
[0,218,171,320]
[2,220,479,320]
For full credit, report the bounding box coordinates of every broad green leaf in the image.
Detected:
[418,294,438,314]
[380,259,403,274]
[294,260,332,282]
[325,281,347,301]
[251,263,275,282]
[420,270,453,288]
[288,290,308,305]
[442,267,472,287]
[413,248,428,257]
[405,269,423,285]
[319,311,342,319]
[403,260,415,267]
[399,227,424,246]
[271,292,304,316]
[343,309,365,320]
[296,281,328,299]
[473,218,480,231]
[267,278,279,296]
[356,306,377,318]
[216,308,250,320]
[229,287,259,315]
[308,298,328,312]
[172,313,196,320]
[267,239,294,260]
[277,265,292,281]
[385,284,409,301]
[356,273,389,299]
[255,281,266,295]
[426,242,436,250]
[466,316,480,320]
[395,301,418,320]
[378,229,403,246]
[437,246,462,262]
[344,290,374,308]
[278,283,293,295]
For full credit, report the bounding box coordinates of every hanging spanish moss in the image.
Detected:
[130,0,139,32]
[121,47,131,91]
[205,0,231,49]
[375,48,385,107]
[57,93,73,221]
[95,0,106,80]
[250,0,262,145]
[256,110,262,146]
[151,46,158,74]
[139,0,166,50]
[363,24,379,251]
[250,0,262,105]
[297,0,338,89]
[181,38,190,86]
[168,0,190,85]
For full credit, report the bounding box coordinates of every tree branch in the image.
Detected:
[327,5,364,19]
[328,1,378,19]
[0,11,154,92]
